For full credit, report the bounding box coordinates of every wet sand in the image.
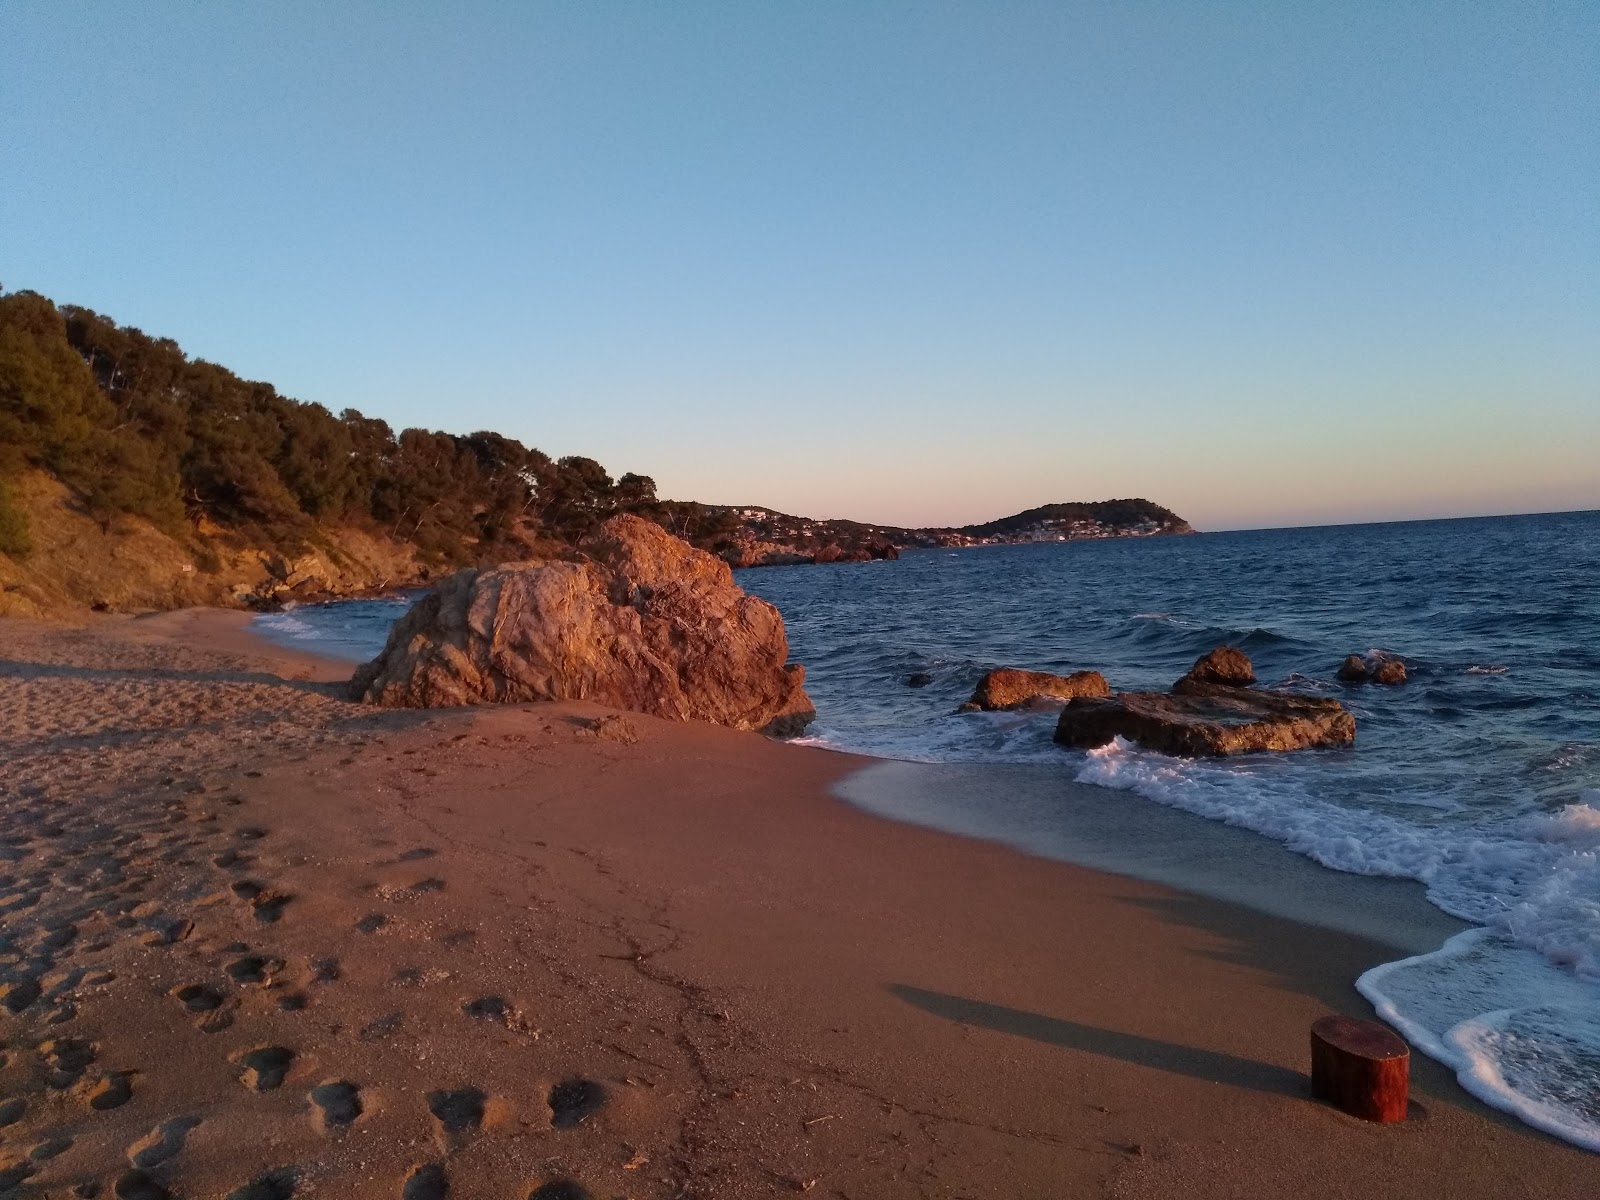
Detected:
[0,610,1593,1198]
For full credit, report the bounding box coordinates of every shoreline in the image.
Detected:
[0,610,1593,1196]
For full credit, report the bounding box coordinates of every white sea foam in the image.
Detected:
[1074,739,1600,1153]
[255,612,318,640]
[1357,931,1600,1151]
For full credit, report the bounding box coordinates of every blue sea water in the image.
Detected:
[255,509,1600,1150]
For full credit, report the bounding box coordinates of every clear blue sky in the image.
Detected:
[2,2,1596,530]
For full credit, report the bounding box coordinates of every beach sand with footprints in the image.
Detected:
[0,611,1595,1198]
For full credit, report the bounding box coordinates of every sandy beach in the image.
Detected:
[0,611,1594,1199]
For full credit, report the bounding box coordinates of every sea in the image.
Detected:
[254,509,1600,1152]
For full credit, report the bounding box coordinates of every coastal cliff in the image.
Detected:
[0,286,1192,615]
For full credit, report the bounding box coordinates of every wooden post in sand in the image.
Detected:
[1310,1015,1409,1123]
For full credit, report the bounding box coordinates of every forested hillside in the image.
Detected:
[0,288,734,575]
[1,286,1190,614]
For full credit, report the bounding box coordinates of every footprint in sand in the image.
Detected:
[114,1168,172,1199]
[0,978,42,1014]
[426,1087,485,1148]
[170,982,234,1032]
[0,1156,36,1191]
[547,1079,607,1129]
[234,1046,295,1092]
[31,1134,73,1161]
[462,996,511,1023]
[397,848,437,863]
[170,982,223,1012]
[139,917,193,947]
[40,1037,96,1088]
[227,954,285,986]
[310,1081,363,1134]
[224,1167,297,1200]
[401,1163,449,1200]
[86,1071,136,1111]
[359,1012,404,1042]
[0,1098,25,1127]
[127,1117,201,1168]
[231,881,293,923]
[528,1182,591,1200]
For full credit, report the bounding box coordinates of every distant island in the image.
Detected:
[0,287,1190,615]
[713,499,1193,567]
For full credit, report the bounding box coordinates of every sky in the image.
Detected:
[1,2,1596,531]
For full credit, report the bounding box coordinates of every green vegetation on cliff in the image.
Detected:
[0,287,733,574]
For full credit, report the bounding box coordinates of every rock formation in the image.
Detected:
[1335,654,1408,685]
[1054,685,1356,756]
[962,668,1112,711]
[1052,645,1355,756]
[1173,645,1255,692]
[1372,659,1408,685]
[351,515,816,736]
[1336,655,1371,683]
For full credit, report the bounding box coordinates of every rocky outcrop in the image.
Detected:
[351,515,815,736]
[962,667,1112,711]
[724,533,897,569]
[1335,654,1408,685]
[1050,645,1355,756]
[1054,684,1355,756]
[1173,645,1255,692]
[1336,655,1371,683]
[0,470,426,618]
[1372,659,1407,685]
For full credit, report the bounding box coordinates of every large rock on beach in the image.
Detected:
[963,667,1112,711]
[1173,645,1256,692]
[1054,684,1355,757]
[351,515,816,736]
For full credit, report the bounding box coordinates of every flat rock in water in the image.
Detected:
[350,515,815,736]
[963,667,1111,711]
[1054,683,1355,756]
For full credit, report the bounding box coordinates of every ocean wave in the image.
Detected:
[255,613,317,640]
[1358,931,1600,1152]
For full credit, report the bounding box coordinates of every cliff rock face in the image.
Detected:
[1054,684,1355,756]
[0,471,424,618]
[351,515,816,736]
[963,668,1111,711]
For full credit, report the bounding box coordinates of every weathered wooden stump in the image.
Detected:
[1310,1015,1409,1122]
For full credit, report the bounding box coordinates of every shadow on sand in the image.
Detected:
[888,983,1310,1098]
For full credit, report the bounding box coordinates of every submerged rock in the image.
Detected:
[1173,645,1255,693]
[906,672,934,688]
[1372,659,1408,686]
[1335,654,1408,685]
[963,667,1111,711]
[1336,654,1371,682]
[351,515,815,736]
[1054,684,1355,756]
